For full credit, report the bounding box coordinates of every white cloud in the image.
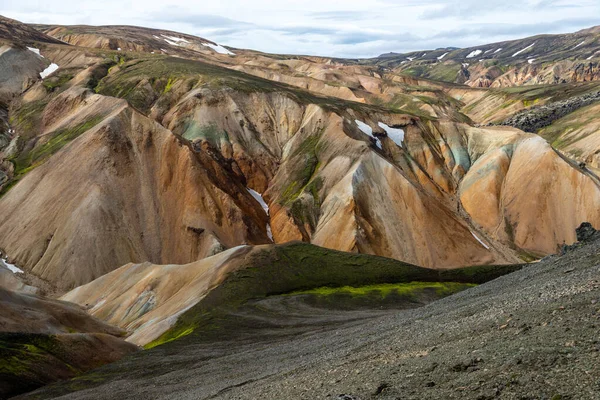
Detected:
[1,0,599,57]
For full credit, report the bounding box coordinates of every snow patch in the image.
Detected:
[378,122,404,147]
[247,188,273,241]
[512,42,535,57]
[355,120,381,149]
[494,48,502,54]
[572,41,585,50]
[406,57,415,61]
[471,232,490,250]
[484,49,493,54]
[462,63,469,68]
[40,63,59,79]
[27,47,42,57]
[1,257,24,274]
[164,38,180,46]
[437,52,448,60]
[202,43,235,55]
[161,34,190,44]
[528,58,536,64]
[466,49,482,58]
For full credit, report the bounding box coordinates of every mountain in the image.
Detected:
[1,18,599,293]
[1,14,600,398]
[0,16,63,45]
[374,26,600,88]
[32,24,237,59]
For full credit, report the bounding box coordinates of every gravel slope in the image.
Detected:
[19,238,600,400]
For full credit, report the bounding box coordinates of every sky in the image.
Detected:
[2,0,600,58]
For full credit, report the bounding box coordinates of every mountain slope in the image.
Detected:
[0,16,63,45]
[376,26,600,88]
[0,87,271,291]
[60,242,522,347]
[0,18,599,292]
[33,24,236,59]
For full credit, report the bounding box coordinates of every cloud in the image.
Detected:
[142,10,254,29]
[307,11,371,21]
[430,17,600,42]
[420,0,589,20]
[2,0,600,58]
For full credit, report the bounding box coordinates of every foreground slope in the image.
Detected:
[20,230,600,400]
[60,243,520,347]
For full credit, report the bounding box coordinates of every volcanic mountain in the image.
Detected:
[1,14,600,398]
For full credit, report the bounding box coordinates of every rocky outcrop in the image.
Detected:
[501,91,600,132]
[560,222,600,254]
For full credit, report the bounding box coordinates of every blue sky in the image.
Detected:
[2,0,599,57]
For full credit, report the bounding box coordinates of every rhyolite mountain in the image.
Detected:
[2,17,600,292]
[1,14,600,398]
[375,25,600,88]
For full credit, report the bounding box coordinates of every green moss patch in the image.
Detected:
[0,333,78,398]
[1,116,104,197]
[289,281,475,298]
[286,282,476,310]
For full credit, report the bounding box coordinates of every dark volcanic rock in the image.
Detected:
[562,222,599,254]
[576,222,597,242]
[501,91,600,132]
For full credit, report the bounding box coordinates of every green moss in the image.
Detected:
[163,77,175,94]
[289,281,475,298]
[10,100,48,136]
[144,327,194,349]
[3,116,105,196]
[95,57,421,117]
[181,121,228,145]
[42,73,74,92]
[279,132,323,206]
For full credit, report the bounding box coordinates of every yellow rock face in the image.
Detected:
[0,91,270,291]
[61,246,252,345]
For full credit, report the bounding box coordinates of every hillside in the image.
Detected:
[374,26,600,88]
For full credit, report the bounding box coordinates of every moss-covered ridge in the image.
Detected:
[95,56,425,117]
[148,242,523,348]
